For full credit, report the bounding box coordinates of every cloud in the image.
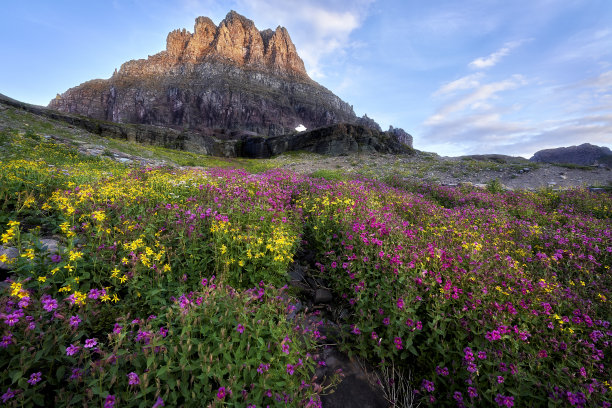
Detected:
[421,68,612,158]
[576,69,612,91]
[433,73,483,97]
[551,28,612,64]
[235,0,373,79]
[426,74,526,125]
[468,40,525,69]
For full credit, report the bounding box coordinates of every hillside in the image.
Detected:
[1,109,611,407]
[2,95,610,190]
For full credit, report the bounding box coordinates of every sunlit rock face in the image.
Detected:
[48,11,358,136]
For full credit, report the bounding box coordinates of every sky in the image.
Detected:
[1,0,611,158]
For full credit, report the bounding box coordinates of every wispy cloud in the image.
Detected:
[469,40,525,69]
[421,67,612,157]
[433,73,483,97]
[426,74,526,125]
[236,0,373,79]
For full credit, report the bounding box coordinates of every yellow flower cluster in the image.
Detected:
[10,282,29,299]
[1,220,20,244]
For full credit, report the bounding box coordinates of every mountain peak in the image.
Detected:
[160,12,307,78]
[47,11,361,138]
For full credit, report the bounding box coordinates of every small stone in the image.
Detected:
[0,246,19,271]
[314,288,333,304]
[40,238,60,253]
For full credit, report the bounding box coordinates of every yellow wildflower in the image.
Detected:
[20,248,35,260]
[69,250,83,262]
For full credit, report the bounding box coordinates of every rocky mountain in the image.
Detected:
[530,143,612,167]
[48,11,401,142]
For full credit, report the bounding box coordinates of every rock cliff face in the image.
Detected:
[530,143,612,167]
[48,11,360,137]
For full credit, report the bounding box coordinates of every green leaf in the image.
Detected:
[32,394,45,406]
[10,370,21,384]
[56,366,66,382]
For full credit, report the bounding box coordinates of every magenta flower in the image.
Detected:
[18,297,30,308]
[422,379,435,392]
[127,372,140,385]
[66,344,80,356]
[84,338,97,348]
[4,313,19,327]
[27,372,42,385]
[478,351,487,359]
[104,394,116,408]
[68,315,81,329]
[70,368,82,381]
[467,386,478,399]
[396,297,404,309]
[435,366,449,376]
[383,317,390,325]
[216,386,227,399]
[257,363,270,374]
[236,324,245,334]
[135,330,151,344]
[286,364,295,375]
[495,394,514,407]
[394,336,403,350]
[152,396,165,408]
[281,343,290,354]
[497,376,505,384]
[0,333,14,348]
[113,323,122,334]
[1,388,15,403]
[159,326,168,337]
[454,391,463,402]
[41,296,58,311]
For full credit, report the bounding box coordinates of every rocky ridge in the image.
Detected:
[530,143,612,167]
[48,11,402,141]
[3,93,410,158]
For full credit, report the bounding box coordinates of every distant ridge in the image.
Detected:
[530,143,612,167]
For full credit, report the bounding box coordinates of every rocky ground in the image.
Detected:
[2,101,610,191]
[271,151,611,190]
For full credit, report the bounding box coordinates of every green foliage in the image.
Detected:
[486,178,504,193]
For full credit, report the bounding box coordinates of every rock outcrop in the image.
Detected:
[530,143,612,167]
[238,123,412,158]
[387,126,413,148]
[3,93,411,158]
[48,11,360,137]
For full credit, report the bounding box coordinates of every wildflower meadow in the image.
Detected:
[0,128,610,407]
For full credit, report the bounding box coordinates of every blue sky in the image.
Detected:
[1,0,611,157]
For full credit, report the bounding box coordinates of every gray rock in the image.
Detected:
[314,288,333,304]
[0,246,18,271]
[319,349,387,408]
[40,238,60,253]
